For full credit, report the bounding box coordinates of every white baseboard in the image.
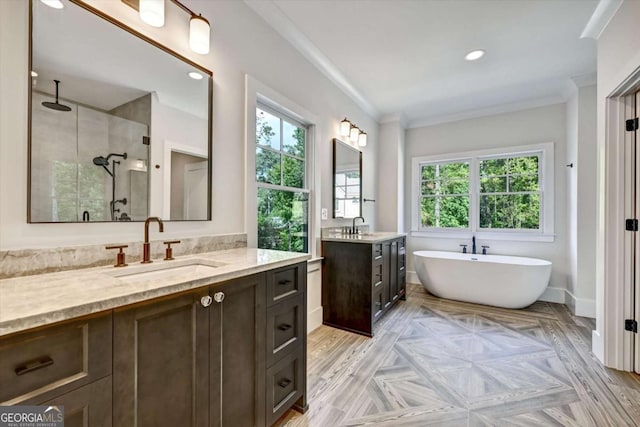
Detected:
[407,270,419,285]
[538,286,566,304]
[565,290,596,318]
[592,330,604,363]
[307,306,323,334]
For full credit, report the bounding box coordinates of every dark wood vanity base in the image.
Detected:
[0,261,308,427]
[322,236,406,337]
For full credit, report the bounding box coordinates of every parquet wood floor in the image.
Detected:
[277,283,640,426]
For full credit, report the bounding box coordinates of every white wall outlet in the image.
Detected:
[321,208,328,220]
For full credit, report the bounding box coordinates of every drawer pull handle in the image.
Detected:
[278,378,292,388]
[278,280,292,286]
[278,323,292,331]
[201,296,212,307]
[15,356,54,376]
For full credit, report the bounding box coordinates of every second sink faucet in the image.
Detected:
[352,216,365,234]
[142,217,164,263]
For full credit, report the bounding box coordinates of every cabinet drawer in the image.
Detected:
[267,294,305,366]
[372,262,383,289]
[266,350,304,425]
[398,237,406,251]
[39,376,112,427]
[266,262,307,306]
[372,243,383,261]
[0,313,112,405]
[372,289,384,322]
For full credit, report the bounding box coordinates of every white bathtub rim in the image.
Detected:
[413,250,551,266]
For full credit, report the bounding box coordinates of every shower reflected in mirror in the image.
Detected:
[93,152,128,220]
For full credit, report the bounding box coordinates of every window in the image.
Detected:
[255,105,309,253]
[420,161,470,228]
[411,143,554,241]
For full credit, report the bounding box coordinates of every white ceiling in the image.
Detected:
[249,0,599,127]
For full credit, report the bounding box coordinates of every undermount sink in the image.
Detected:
[106,258,226,283]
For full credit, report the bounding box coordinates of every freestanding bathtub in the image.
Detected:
[413,251,552,309]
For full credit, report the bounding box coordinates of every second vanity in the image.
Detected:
[322,232,406,337]
[0,248,309,427]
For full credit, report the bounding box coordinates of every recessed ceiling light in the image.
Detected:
[465,49,485,61]
[31,71,38,77]
[40,0,64,9]
[188,71,204,80]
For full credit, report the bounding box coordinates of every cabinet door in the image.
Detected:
[39,376,112,427]
[113,289,210,427]
[210,273,266,427]
[397,238,407,298]
[389,241,399,302]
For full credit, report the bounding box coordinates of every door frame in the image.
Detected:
[602,66,640,371]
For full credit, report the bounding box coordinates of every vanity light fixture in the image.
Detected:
[465,49,485,61]
[139,0,165,27]
[340,117,351,137]
[340,117,367,147]
[349,124,360,143]
[40,0,64,9]
[123,0,211,55]
[358,130,367,147]
[190,14,210,55]
[188,71,204,80]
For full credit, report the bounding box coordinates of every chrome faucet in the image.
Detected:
[352,216,365,234]
[142,217,164,263]
[472,235,477,254]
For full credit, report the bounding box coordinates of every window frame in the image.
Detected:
[411,142,555,242]
[255,102,310,253]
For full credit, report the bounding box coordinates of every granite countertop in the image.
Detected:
[0,248,310,337]
[321,231,406,244]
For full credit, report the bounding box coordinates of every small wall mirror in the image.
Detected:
[29,0,212,223]
[333,138,362,218]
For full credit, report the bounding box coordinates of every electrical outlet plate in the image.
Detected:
[321,208,328,220]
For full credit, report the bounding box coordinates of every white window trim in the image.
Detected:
[411,142,555,242]
[245,75,319,257]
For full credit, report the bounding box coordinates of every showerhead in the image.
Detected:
[42,80,71,112]
[93,156,108,166]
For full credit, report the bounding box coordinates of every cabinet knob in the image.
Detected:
[213,292,225,303]
[200,295,212,307]
[278,378,292,388]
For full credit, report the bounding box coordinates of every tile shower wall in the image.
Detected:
[31,91,149,222]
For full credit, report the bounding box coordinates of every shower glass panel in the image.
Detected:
[30,91,149,222]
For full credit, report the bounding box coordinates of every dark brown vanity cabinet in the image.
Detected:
[113,264,307,427]
[322,237,406,337]
[0,261,307,427]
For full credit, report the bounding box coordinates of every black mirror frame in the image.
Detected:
[332,138,362,219]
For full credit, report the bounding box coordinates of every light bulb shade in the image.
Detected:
[340,118,351,137]
[139,0,164,27]
[350,125,360,142]
[358,131,367,147]
[190,15,210,55]
[40,0,64,9]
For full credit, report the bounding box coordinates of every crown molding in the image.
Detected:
[408,96,566,129]
[244,0,379,119]
[580,0,623,40]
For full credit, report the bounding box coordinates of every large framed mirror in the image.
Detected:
[333,138,362,218]
[28,0,212,222]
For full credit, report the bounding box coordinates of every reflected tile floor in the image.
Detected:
[277,284,640,427]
